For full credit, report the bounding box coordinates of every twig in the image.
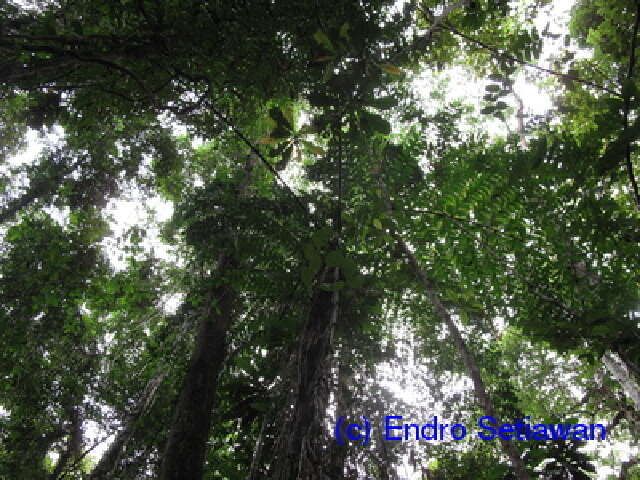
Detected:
[209,103,310,217]
[428,16,621,97]
[169,70,310,218]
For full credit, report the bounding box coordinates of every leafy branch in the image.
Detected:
[425,15,621,97]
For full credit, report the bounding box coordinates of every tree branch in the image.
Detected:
[428,17,621,97]
[623,2,640,211]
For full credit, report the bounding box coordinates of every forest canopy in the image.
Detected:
[1,0,640,479]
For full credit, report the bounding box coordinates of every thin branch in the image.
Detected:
[336,127,343,235]
[395,205,581,321]
[208,104,310,218]
[54,436,107,480]
[403,206,534,243]
[168,70,310,217]
[3,41,151,95]
[427,16,621,97]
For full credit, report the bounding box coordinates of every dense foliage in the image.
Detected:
[1,0,639,479]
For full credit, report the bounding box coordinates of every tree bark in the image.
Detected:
[49,406,83,480]
[159,155,257,480]
[603,351,640,412]
[158,266,237,480]
[247,414,268,480]
[327,354,353,479]
[272,266,340,480]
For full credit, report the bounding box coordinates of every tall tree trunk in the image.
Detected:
[247,414,268,480]
[393,231,530,479]
[159,261,237,480]
[378,176,530,480]
[272,266,340,480]
[327,353,353,478]
[49,406,83,480]
[159,155,257,480]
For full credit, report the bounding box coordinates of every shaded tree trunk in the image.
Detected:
[327,353,353,478]
[247,414,268,480]
[49,406,83,480]
[159,155,257,480]
[158,265,237,480]
[603,351,640,411]
[375,419,396,480]
[272,266,340,480]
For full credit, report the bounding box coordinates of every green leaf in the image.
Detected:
[269,107,293,131]
[301,265,315,289]
[311,227,331,248]
[339,22,350,40]
[597,115,640,173]
[373,218,383,229]
[297,124,318,135]
[236,356,252,371]
[282,107,295,128]
[313,30,334,52]
[342,257,362,288]
[303,243,320,263]
[301,139,325,156]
